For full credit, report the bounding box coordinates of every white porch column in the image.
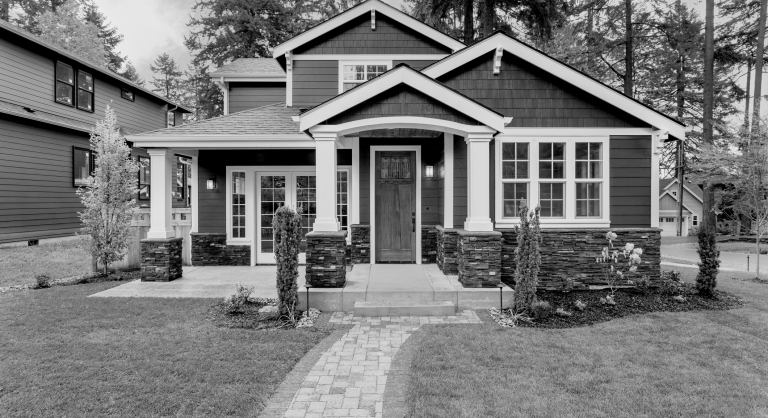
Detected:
[443,133,454,228]
[313,133,340,231]
[146,148,175,239]
[464,133,494,232]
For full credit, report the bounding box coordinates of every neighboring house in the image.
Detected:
[128,0,685,288]
[658,178,703,237]
[0,19,191,246]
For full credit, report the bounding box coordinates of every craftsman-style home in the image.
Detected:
[129,0,684,289]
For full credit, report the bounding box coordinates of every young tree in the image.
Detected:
[150,52,184,102]
[273,206,302,318]
[78,106,140,275]
[513,202,542,313]
[37,0,108,66]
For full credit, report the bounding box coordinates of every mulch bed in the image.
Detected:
[207,300,321,331]
[517,288,743,329]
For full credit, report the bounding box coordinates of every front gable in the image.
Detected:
[438,50,649,128]
[294,13,452,55]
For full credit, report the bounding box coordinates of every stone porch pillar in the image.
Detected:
[464,133,494,231]
[142,148,182,282]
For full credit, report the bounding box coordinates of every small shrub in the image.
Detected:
[660,271,687,296]
[600,295,616,306]
[223,283,255,315]
[513,202,542,313]
[35,274,52,289]
[628,275,651,294]
[696,228,720,296]
[530,300,552,319]
[574,299,587,311]
[555,307,572,317]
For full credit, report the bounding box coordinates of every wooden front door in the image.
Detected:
[375,151,416,263]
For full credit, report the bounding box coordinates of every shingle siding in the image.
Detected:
[610,135,652,227]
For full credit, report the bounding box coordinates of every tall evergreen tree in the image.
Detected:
[80,0,125,73]
[150,53,184,102]
[703,0,716,232]
[12,0,67,33]
[121,61,144,86]
[183,61,223,122]
[37,0,107,66]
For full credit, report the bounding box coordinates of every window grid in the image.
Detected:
[259,175,286,251]
[501,142,529,218]
[539,183,564,218]
[56,62,75,107]
[76,70,94,112]
[539,142,565,179]
[337,170,349,232]
[692,215,698,226]
[576,182,601,218]
[295,175,317,252]
[341,63,388,92]
[575,142,603,179]
[138,156,150,200]
[232,172,246,239]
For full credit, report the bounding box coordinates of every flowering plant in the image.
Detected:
[596,231,647,298]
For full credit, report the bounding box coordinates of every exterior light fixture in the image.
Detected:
[425,165,434,178]
[206,178,217,190]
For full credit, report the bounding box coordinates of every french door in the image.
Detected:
[256,171,316,264]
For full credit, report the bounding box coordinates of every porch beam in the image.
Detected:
[146,148,175,239]
[313,133,340,231]
[464,134,495,232]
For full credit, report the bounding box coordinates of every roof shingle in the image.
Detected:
[211,58,284,76]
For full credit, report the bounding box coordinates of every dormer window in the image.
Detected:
[340,62,389,93]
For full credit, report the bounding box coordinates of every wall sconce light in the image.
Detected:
[206,178,217,190]
[425,165,434,178]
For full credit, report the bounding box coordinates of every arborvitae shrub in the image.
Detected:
[696,228,720,296]
[513,202,542,313]
[273,206,302,317]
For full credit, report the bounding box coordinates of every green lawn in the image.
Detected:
[406,268,768,418]
[0,282,331,417]
[0,238,92,287]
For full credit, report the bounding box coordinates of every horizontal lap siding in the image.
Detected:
[292,60,338,107]
[453,137,467,228]
[610,136,652,227]
[326,85,479,125]
[438,51,649,128]
[0,37,167,135]
[229,82,286,113]
[294,14,451,55]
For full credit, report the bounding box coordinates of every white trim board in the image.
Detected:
[422,32,686,140]
[127,134,314,149]
[369,145,422,265]
[272,0,464,58]
[295,54,448,61]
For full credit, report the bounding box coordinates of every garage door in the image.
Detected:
[659,217,687,236]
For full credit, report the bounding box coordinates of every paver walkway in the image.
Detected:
[263,312,482,418]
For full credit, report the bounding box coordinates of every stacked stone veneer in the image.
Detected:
[499,228,662,290]
[306,231,347,287]
[457,230,502,288]
[191,233,250,266]
[140,238,183,282]
[436,225,459,274]
[421,225,438,264]
[350,224,371,264]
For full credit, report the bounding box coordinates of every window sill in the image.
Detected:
[495,219,611,229]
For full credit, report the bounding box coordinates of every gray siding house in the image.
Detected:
[0,19,190,245]
[128,0,684,289]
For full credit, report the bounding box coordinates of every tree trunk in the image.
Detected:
[482,0,494,39]
[463,0,474,44]
[757,236,761,277]
[676,52,685,237]
[745,59,752,131]
[624,0,633,97]
[752,0,768,136]
[703,0,716,234]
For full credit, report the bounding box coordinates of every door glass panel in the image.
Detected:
[260,175,286,253]
[296,175,316,252]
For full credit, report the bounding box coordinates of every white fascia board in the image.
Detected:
[300,68,505,131]
[272,0,464,58]
[499,127,656,137]
[423,33,686,140]
[309,117,496,137]
[220,74,286,82]
[294,54,448,61]
[127,134,314,149]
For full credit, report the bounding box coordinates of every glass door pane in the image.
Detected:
[294,174,316,252]
[259,175,286,254]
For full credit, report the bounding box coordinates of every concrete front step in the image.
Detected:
[353,300,456,317]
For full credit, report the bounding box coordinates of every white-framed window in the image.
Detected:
[692,215,698,226]
[231,171,247,239]
[495,136,609,226]
[338,61,391,93]
[337,169,349,231]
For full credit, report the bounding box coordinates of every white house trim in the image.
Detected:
[127,134,314,149]
[422,32,686,140]
[369,145,422,265]
[443,133,454,228]
[309,117,497,138]
[272,0,464,58]
[220,75,286,82]
[300,67,506,132]
[294,54,448,61]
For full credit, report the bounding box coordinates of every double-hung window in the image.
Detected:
[72,146,96,187]
[340,62,389,93]
[56,62,75,106]
[337,170,349,232]
[538,143,565,217]
[231,171,246,239]
[500,142,529,218]
[77,71,94,112]
[575,142,603,218]
[55,61,95,112]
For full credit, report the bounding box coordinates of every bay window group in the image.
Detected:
[497,138,606,223]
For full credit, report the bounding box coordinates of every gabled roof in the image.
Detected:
[0,19,191,113]
[661,178,703,202]
[272,0,465,58]
[299,64,507,133]
[211,58,285,80]
[422,31,686,140]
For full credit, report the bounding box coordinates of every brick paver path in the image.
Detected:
[279,311,481,418]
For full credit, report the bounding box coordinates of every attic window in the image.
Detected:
[121,88,135,101]
[340,62,389,93]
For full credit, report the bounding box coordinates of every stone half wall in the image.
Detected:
[422,225,438,264]
[457,230,502,288]
[498,228,661,290]
[436,225,458,274]
[350,224,371,264]
[141,237,183,282]
[306,230,347,288]
[191,233,251,266]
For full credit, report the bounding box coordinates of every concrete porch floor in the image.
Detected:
[90,264,514,312]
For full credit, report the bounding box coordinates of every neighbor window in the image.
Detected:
[232,172,246,239]
[121,88,135,101]
[692,215,699,226]
[55,62,75,106]
[501,142,529,218]
[72,146,95,187]
[341,63,388,92]
[337,170,349,231]
[138,156,150,200]
[76,70,94,112]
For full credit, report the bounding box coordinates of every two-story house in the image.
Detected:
[0,19,190,247]
[128,0,684,289]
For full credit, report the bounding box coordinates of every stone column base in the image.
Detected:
[350,224,371,264]
[436,225,459,274]
[457,230,502,288]
[306,230,348,288]
[141,237,183,282]
[421,225,438,263]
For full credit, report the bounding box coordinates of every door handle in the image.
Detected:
[412,212,416,232]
